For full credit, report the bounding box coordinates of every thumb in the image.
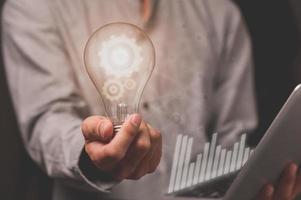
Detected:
[81,116,113,143]
[107,114,142,152]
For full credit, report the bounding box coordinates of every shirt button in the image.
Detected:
[142,102,149,110]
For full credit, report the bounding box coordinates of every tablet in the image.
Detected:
[224,84,301,200]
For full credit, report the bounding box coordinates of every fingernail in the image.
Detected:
[146,123,153,130]
[266,185,274,197]
[130,114,142,127]
[99,121,111,139]
[290,163,298,175]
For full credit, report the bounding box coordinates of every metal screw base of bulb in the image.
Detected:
[113,124,122,134]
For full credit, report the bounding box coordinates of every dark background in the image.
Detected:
[1,0,301,199]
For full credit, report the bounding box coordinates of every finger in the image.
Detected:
[84,141,107,170]
[101,114,142,167]
[114,121,151,180]
[128,126,162,180]
[108,114,142,151]
[146,126,162,173]
[256,184,274,200]
[81,116,113,142]
[274,163,298,200]
[292,165,301,198]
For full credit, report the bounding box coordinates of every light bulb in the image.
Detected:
[84,22,155,133]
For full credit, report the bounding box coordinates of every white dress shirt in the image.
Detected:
[2,0,257,199]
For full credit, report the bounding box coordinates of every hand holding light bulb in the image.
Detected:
[81,114,162,180]
[81,23,162,180]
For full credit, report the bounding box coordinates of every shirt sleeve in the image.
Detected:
[206,0,258,146]
[2,0,117,192]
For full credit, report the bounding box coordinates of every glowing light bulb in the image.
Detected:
[84,22,155,133]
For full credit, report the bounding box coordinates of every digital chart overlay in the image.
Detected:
[167,133,254,195]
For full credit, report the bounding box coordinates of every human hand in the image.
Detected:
[81,114,162,180]
[256,163,301,200]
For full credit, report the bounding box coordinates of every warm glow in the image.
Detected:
[108,44,133,69]
[98,35,142,77]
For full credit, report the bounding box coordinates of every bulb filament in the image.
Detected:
[114,103,129,133]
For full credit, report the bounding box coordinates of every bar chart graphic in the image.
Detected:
[167,133,254,194]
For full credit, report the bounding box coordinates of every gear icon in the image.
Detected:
[102,79,124,101]
[124,78,136,90]
[99,35,143,77]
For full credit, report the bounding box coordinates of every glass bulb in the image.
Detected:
[84,22,155,133]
